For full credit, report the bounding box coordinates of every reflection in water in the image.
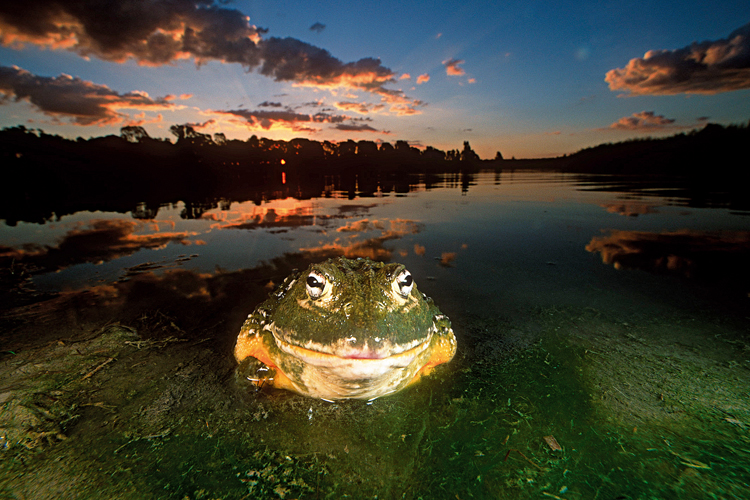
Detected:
[586,229,750,284]
[600,201,660,217]
[439,252,457,266]
[575,173,750,212]
[204,203,384,232]
[210,206,321,231]
[301,218,422,261]
[0,219,201,274]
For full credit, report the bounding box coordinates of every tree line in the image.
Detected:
[0,120,747,224]
[124,124,484,167]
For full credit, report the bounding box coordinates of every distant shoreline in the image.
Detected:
[1,121,748,225]
[3,121,748,174]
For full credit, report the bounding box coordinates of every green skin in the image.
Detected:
[235,257,456,400]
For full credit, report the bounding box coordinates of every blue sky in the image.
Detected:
[1,0,749,158]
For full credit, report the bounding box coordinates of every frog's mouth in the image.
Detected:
[272,329,433,374]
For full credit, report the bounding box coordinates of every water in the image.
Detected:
[1,170,749,499]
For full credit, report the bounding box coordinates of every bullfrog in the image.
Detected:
[234,257,456,400]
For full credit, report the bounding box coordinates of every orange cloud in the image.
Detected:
[443,58,465,76]
[334,101,385,114]
[215,108,348,131]
[126,112,164,127]
[606,22,750,95]
[416,73,430,84]
[0,65,179,125]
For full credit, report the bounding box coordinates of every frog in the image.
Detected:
[234,257,456,400]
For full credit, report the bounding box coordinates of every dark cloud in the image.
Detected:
[218,108,348,130]
[0,64,176,125]
[0,0,265,66]
[605,111,676,131]
[299,100,324,108]
[606,22,750,95]
[309,22,326,34]
[258,101,284,108]
[0,1,420,112]
[334,123,382,133]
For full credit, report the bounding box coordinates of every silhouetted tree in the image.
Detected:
[322,141,337,158]
[356,140,378,157]
[288,138,325,160]
[422,146,446,161]
[338,140,357,157]
[395,140,420,159]
[120,125,151,143]
[460,141,480,162]
[169,124,214,147]
[379,142,395,155]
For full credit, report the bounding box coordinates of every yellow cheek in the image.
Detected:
[234,328,273,366]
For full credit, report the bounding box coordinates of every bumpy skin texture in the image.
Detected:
[234,257,457,400]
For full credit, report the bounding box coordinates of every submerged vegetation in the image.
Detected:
[2,292,748,499]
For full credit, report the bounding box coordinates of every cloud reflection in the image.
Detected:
[600,202,659,217]
[0,219,198,273]
[208,206,339,232]
[302,218,422,260]
[586,229,750,283]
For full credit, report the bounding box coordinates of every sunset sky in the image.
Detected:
[1,1,749,159]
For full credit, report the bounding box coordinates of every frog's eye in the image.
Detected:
[306,270,327,299]
[394,269,413,297]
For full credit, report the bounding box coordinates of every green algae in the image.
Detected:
[1,301,749,499]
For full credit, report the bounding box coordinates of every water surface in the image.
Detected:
[1,170,748,499]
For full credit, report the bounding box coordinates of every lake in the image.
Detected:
[1,169,749,499]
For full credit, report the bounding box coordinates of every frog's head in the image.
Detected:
[272,257,438,359]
